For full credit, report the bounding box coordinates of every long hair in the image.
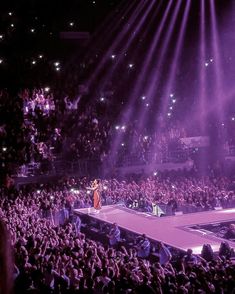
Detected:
[0,220,13,294]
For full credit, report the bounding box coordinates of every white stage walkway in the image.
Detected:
[75,205,235,254]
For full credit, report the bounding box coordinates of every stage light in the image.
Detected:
[87,190,91,194]
[8,12,12,16]
[210,58,213,62]
[170,93,174,98]
[172,99,176,103]
[153,172,157,176]
[128,63,134,68]
[232,117,235,121]
[144,136,148,140]
[115,125,120,130]
[167,112,171,117]
[44,87,50,92]
[121,125,126,130]
[205,62,209,67]
[2,147,7,151]
[0,59,3,64]
[172,185,175,189]
[146,103,149,107]
[37,190,40,194]
[10,24,14,27]
[32,60,36,65]
[100,97,105,102]
[170,106,173,110]
[55,67,60,71]
[111,55,116,59]
[142,96,146,100]
[30,28,35,33]
[54,62,60,66]
[121,143,125,146]
[69,22,74,27]
[103,186,108,190]
[0,35,3,40]
[221,123,224,126]
[50,196,54,200]
[38,55,43,59]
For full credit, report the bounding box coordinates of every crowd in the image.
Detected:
[1,172,235,293]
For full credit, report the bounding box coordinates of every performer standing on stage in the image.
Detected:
[87,179,101,213]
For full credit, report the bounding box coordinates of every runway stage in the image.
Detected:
[75,205,235,254]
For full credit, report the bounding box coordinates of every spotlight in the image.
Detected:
[38,55,43,59]
[153,172,157,176]
[103,186,108,190]
[144,136,148,140]
[37,190,40,194]
[205,62,209,67]
[167,113,171,117]
[44,87,50,92]
[128,63,134,68]
[111,55,116,59]
[146,103,149,107]
[121,126,126,130]
[169,106,173,110]
[8,12,13,16]
[2,147,7,152]
[69,22,74,27]
[210,58,213,62]
[100,97,105,102]
[30,28,35,33]
[32,60,36,65]
[55,67,60,71]
[54,62,60,66]
[172,99,176,103]
[10,24,14,27]
[172,185,175,189]
[121,143,125,147]
[141,96,146,100]
[50,196,54,200]
[221,123,225,126]
[87,190,91,194]
[0,59,3,64]
[0,35,3,40]
[170,93,174,98]
[115,125,120,130]
[232,117,235,121]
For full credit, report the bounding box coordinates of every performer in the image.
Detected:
[87,179,101,213]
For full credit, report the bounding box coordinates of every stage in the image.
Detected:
[74,205,235,254]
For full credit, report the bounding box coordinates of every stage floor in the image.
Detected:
[74,205,235,254]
